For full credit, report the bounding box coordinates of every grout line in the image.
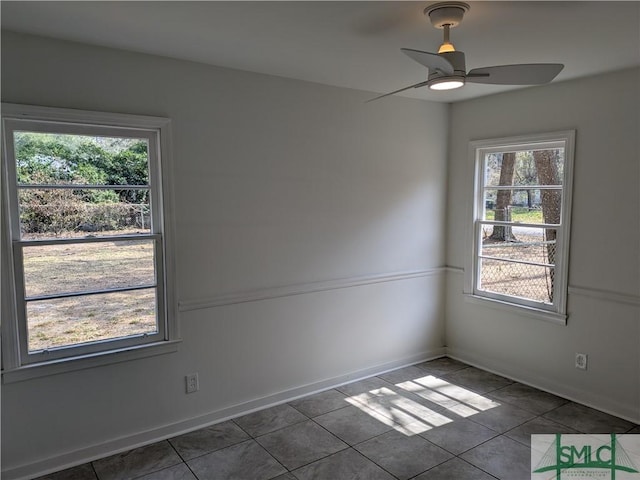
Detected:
[250,440,290,477]
[456,456,501,479]
[230,418,254,438]
[352,448,401,480]
[284,445,352,474]
[166,438,186,463]
[184,462,199,480]
[90,461,100,480]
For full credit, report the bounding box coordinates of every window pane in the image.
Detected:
[479,258,554,304]
[482,190,562,224]
[479,227,557,304]
[14,131,149,186]
[483,149,564,188]
[18,188,150,238]
[26,289,157,352]
[23,239,156,298]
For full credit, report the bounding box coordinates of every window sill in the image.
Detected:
[463,294,567,325]
[1,339,181,384]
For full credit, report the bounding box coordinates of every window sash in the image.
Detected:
[2,115,170,367]
[473,199,563,311]
[466,131,575,317]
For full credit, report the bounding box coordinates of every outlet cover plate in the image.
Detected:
[575,353,588,370]
[186,373,199,393]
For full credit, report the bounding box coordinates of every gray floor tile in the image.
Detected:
[419,417,497,455]
[314,405,394,445]
[505,416,579,447]
[169,420,249,460]
[489,383,568,415]
[543,402,636,433]
[335,376,393,397]
[412,457,498,480]
[256,420,348,470]
[443,367,513,394]
[469,402,536,433]
[291,448,395,480]
[135,463,196,480]
[289,389,348,417]
[355,430,453,480]
[461,435,530,480]
[416,357,469,376]
[377,365,431,385]
[34,463,97,480]
[234,403,308,437]
[92,441,182,480]
[187,439,286,480]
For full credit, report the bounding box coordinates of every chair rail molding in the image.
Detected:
[179,268,445,312]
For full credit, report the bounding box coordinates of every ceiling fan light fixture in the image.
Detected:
[428,75,465,90]
[437,41,456,53]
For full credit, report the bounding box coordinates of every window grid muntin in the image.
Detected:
[4,118,167,365]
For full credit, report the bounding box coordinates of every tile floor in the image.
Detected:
[37,358,639,480]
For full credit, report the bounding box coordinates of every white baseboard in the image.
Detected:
[4,348,446,480]
[446,347,640,424]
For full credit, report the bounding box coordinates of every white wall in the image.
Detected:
[445,68,640,422]
[0,32,449,478]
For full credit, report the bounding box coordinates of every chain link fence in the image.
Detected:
[480,232,556,303]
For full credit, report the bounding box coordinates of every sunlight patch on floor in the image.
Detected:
[347,386,452,435]
[412,375,500,412]
[346,375,501,436]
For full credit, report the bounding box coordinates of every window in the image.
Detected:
[1,104,177,378]
[465,131,575,322]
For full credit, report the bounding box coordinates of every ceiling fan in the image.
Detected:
[368,2,564,102]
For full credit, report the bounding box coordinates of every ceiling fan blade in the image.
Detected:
[366,80,430,103]
[466,64,564,85]
[401,48,455,75]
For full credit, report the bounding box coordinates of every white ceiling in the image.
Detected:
[2,1,639,102]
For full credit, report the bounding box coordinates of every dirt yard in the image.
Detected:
[22,230,157,351]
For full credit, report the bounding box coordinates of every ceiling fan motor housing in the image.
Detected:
[429,50,466,79]
[424,2,470,29]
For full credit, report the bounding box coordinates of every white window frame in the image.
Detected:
[464,131,575,325]
[1,103,179,382]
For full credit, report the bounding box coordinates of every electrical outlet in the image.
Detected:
[185,373,199,393]
[575,353,588,370]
